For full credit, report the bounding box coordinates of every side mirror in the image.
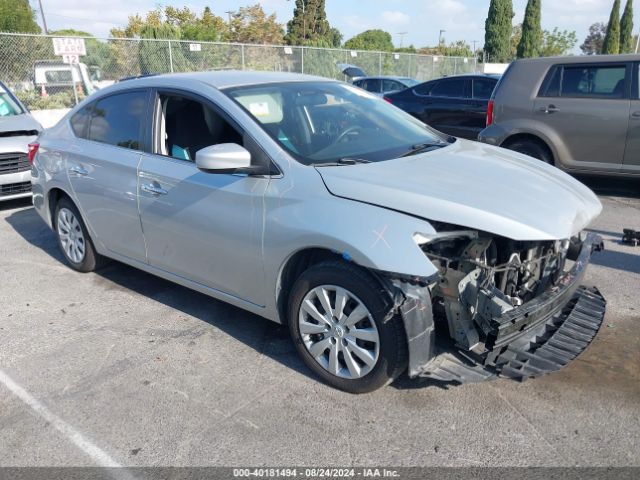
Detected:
[195,143,252,173]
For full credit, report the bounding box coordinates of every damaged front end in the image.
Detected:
[390,229,606,384]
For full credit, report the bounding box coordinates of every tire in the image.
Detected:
[505,139,553,164]
[54,197,105,272]
[288,261,407,393]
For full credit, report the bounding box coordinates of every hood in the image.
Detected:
[0,113,42,135]
[336,63,367,79]
[316,139,602,241]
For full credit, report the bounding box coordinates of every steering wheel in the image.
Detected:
[336,126,364,144]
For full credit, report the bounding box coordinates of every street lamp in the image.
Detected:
[287,0,306,41]
[397,32,408,48]
[439,29,446,46]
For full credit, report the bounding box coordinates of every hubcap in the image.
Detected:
[57,208,86,264]
[298,285,380,379]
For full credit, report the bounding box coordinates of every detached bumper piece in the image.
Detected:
[495,286,605,380]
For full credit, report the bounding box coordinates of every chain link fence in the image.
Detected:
[0,32,478,110]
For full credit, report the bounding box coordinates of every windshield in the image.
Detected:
[225,81,449,166]
[0,86,23,117]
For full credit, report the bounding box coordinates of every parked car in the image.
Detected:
[0,80,42,201]
[31,71,605,393]
[353,76,419,96]
[479,55,640,176]
[384,74,500,140]
[336,63,419,96]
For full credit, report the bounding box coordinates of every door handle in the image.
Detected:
[632,111,640,119]
[141,183,168,196]
[68,165,88,176]
[539,105,559,114]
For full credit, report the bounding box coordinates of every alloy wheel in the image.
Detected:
[298,285,380,379]
[57,207,86,264]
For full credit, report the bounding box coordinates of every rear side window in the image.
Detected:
[70,104,93,139]
[382,79,402,92]
[430,78,469,98]
[472,78,496,99]
[540,64,627,99]
[89,91,148,150]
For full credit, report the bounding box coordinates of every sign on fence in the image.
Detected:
[189,43,201,52]
[52,37,86,56]
[62,54,80,65]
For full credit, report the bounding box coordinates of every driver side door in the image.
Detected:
[137,89,272,306]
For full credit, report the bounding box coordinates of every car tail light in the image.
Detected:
[27,142,39,165]
[486,100,494,126]
[383,96,393,104]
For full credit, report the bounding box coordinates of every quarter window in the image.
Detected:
[414,81,434,96]
[382,79,402,92]
[362,79,382,93]
[561,65,627,98]
[472,78,496,99]
[89,91,148,150]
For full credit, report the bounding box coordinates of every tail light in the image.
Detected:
[486,99,494,127]
[27,142,39,165]
[383,96,393,104]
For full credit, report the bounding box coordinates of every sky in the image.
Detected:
[31,0,638,50]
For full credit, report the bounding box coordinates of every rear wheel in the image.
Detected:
[288,261,407,393]
[54,197,104,272]
[504,138,553,164]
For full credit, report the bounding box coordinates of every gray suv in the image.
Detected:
[479,55,639,176]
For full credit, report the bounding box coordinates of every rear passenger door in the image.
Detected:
[470,77,497,138]
[66,90,150,261]
[413,77,473,138]
[623,62,640,173]
[534,62,631,171]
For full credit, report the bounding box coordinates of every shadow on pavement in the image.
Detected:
[575,175,640,199]
[5,205,442,390]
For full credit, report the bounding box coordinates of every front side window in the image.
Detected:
[363,79,382,93]
[226,81,449,166]
[156,93,242,161]
[560,65,627,98]
[430,78,469,98]
[89,91,148,150]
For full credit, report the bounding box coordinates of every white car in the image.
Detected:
[0,80,42,201]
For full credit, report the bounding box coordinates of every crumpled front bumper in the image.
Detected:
[399,232,606,384]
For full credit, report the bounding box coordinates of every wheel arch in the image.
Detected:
[47,187,73,228]
[501,133,555,164]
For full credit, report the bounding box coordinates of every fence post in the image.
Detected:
[301,46,304,74]
[241,44,245,70]
[379,52,382,75]
[168,40,174,73]
[454,57,457,75]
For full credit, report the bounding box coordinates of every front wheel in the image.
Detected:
[288,261,407,393]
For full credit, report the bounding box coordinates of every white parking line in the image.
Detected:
[0,369,122,467]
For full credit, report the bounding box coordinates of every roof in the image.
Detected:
[123,70,333,89]
[516,54,640,65]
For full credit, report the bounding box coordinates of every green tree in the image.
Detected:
[510,23,522,57]
[517,0,542,58]
[580,22,607,55]
[227,4,285,44]
[602,0,621,54]
[541,28,577,56]
[620,0,634,53]
[484,0,514,62]
[344,30,394,51]
[138,24,190,74]
[285,0,336,47]
[0,0,40,33]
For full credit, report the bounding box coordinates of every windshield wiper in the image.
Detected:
[312,158,372,167]
[401,142,448,157]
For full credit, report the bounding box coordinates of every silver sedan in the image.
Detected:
[31,71,606,393]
